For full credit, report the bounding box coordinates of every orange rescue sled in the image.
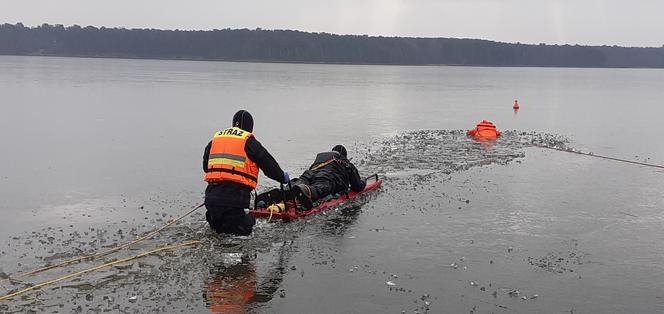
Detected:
[250,175,382,221]
[467,120,501,141]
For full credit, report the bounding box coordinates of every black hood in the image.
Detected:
[332,145,347,158]
[232,110,254,132]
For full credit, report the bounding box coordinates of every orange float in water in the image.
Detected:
[513,100,520,109]
[467,120,501,141]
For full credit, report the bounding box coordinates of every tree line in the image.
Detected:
[1,23,663,68]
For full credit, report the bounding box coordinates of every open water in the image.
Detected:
[1,56,663,313]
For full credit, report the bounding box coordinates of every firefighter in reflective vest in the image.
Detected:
[203,110,289,235]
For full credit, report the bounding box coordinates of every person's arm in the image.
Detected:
[203,141,212,172]
[245,136,287,183]
[345,161,366,192]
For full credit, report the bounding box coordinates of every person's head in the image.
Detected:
[332,144,347,158]
[232,110,254,132]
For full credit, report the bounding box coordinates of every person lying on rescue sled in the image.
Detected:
[287,145,366,210]
[203,110,290,236]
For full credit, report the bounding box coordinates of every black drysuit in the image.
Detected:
[297,151,366,202]
[203,136,285,235]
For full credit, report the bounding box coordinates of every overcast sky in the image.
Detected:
[2,0,663,47]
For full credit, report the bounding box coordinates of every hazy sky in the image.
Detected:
[2,0,663,47]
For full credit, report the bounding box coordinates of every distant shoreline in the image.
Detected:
[4,54,664,70]
[2,23,663,69]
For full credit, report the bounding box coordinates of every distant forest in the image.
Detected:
[1,23,663,68]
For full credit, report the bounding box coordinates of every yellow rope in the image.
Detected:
[0,240,201,302]
[0,203,204,284]
[310,158,335,171]
[266,202,284,223]
[534,145,664,169]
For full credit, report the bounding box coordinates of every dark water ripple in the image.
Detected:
[356,129,568,178]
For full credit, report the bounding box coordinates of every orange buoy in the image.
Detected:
[467,120,501,141]
[513,100,520,109]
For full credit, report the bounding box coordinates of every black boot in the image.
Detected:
[291,184,314,210]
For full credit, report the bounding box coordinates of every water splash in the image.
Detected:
[355,130,569,179]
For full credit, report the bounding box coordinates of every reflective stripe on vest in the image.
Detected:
[204,127,259,188]
[208,153,247,168]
